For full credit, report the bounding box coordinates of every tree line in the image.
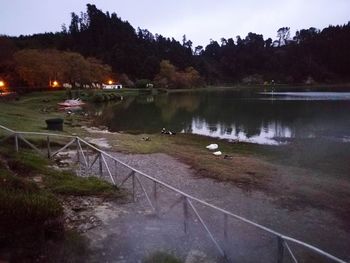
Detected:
[1,4,350,89]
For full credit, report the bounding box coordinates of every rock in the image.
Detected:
[77,222,94,232]
[32,176,43,183]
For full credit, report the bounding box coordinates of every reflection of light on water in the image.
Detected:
[259,92,350,101]
[184,118,292,145]
[342,136,350,143]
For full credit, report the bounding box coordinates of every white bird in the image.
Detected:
[206,144,218,150]
[213,151,222,156]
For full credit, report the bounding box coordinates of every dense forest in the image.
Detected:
[1,4,350,88]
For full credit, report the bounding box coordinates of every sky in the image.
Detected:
[1,0,349,47]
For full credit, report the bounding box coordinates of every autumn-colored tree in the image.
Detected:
[154,60,203,89]
[0,37,17,88]
[14,49,112,87]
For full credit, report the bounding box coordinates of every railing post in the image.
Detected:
[98,152,103,177]
[47,136,51,158]
[75,138,80,163]
[183,196,189,234]
[154,181,158,215]
[132,171,136,202]
[114,160,117,179]
[277,236,284,263]
[14,133,19,152]
[224,213,228,240]
[86,148,90,167]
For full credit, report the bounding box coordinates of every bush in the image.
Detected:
[91,91,121,103]
[135,79,151,89]
[91,93,105,103]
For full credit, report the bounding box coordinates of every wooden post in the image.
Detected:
[132,172,136,202]
[224,214,228,240]
[14,134,18,152]
[154,181,158,215]
[98,153,103,177]
[76,138,80,163]
[47,136,51,158]
[183,197,189,234]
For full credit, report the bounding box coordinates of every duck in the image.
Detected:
[213,151,222,156]
[206,144,218,150]
[161,128,176,135]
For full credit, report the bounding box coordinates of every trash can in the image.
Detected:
[46,118,63,131]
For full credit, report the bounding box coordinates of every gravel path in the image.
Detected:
[76,150,350,263]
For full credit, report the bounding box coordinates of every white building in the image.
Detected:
[102,84,123,90]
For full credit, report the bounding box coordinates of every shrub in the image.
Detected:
[135,79,151,89]
[91,93,105,103]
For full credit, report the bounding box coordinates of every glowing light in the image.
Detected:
[50,80,59,88]
[108,80,113,85]
[0,81,4,87]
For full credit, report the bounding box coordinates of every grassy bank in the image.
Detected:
[0,140,121,261]
[0,88,143,132]
[1,89,350,227]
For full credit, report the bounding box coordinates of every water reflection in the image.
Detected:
[90,91,350,145]
[184,118,292,145]
[260,92,350,100]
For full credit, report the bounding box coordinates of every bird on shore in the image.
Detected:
[161,128,176,135]
[206,144,218,150]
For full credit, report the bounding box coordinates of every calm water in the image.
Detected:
[90,90,350,145]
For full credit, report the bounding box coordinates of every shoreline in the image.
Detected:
[0,88,349,260]
[164,82,350,93]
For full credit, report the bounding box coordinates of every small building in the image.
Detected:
[102,83,123,90]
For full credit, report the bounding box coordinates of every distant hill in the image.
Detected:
[1,4,350,86]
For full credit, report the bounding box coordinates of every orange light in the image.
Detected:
[0,81,4,87]
[51,80,59,87]
[108,80,113,85]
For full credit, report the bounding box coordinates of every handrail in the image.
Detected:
[0,124,347,263]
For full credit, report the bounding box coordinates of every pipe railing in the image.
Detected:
[0,124,347,263]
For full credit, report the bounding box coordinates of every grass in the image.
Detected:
[45,171,122,197]
[0,90,68,132]
[0,160,64,260]
[0,88,142,133]
[0,146,122,197]
[97,131,280,191]
[0,144,122,261]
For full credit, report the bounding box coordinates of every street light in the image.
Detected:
[108,80,113,85]
[0,81,4,87]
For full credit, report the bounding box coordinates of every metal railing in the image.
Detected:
[0,124,347,263]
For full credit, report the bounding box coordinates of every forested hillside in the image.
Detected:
[1,4,350,88]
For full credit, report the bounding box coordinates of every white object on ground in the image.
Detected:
[213,151,222,156]
[58,99,85,107]
[206,144,218,150]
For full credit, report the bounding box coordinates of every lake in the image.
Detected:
[89,89,350,146]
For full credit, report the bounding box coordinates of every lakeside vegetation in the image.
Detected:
[0,142,121,261]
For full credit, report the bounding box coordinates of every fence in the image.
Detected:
[0,124,347,263]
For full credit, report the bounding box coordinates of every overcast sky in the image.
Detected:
[1,0,349,46]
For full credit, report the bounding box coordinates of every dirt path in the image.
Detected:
[76,148,350,262]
